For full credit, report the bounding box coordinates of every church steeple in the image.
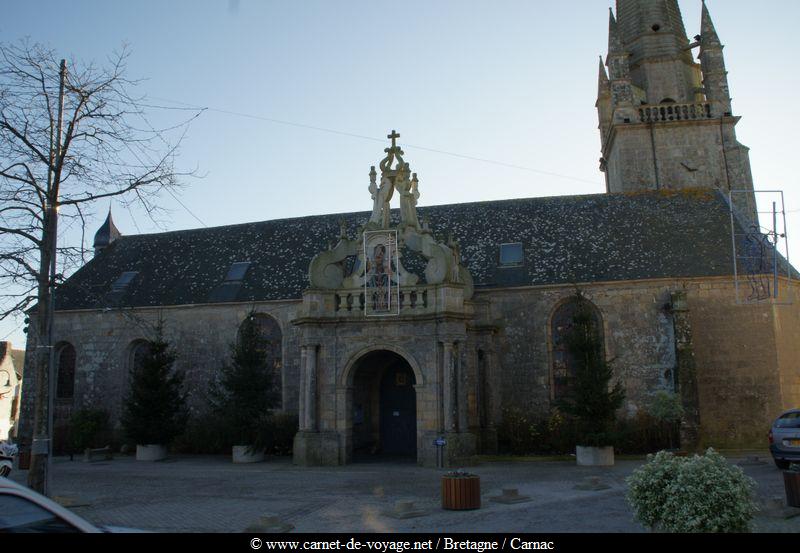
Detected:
[610,0,699,105]
[698,0,732,115]
[596,1,757,223]
[616,0,689,46]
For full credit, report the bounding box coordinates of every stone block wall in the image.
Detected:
[607,120,743,194]
[774,282,800,411]
[481,277,793,449]
[18,276,797,453]
[481,281,679,421]
[18,300,301,442]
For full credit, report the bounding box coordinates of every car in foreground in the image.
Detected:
[0,477,143,533]
[769,408,800,469]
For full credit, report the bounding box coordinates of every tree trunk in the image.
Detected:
[27,217,54,494]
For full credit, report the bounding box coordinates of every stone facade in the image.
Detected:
[16,1,800,466]
[18,301,301,452]
[18,274,800,464]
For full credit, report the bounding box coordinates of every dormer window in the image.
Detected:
[111,271,138,291]
[208,262,253,303]
[499,243,524,267]
[224,262,251,282]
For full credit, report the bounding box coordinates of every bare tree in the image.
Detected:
[0,40,201,493]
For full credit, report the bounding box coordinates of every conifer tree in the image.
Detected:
[557,290,625,446]
[121,320,188,445]
[211,311,279,448]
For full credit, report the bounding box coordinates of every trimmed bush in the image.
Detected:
[613,412,672,455]
[496,408,671,456]
[496,407,540,455]
[627,448,757,532]
[173,408,233,454]
[647,390,683,450]
[68,408,111,453]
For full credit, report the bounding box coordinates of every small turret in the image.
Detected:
[606,9,633,107]
[93,209,121,256]
[596,56,612,146]
[698,0,732,116]
[607,9,636,123]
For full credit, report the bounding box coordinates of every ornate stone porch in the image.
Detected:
[291,131,496,467]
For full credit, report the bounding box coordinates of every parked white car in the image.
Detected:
[0,477,143,533]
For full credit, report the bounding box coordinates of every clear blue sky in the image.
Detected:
[2,0,799,345]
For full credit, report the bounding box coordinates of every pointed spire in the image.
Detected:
[93,208,121,256]
[700,0,721,47]
[598,56,610,98]
[598,56,609,87]
[608,8,625,55]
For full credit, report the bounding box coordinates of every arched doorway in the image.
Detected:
[350,350,417,460]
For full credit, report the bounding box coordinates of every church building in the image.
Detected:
[18,1,800,466]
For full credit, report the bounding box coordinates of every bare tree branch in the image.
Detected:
[0,38,202,493]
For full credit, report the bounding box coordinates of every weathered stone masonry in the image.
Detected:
[16,1,800,465]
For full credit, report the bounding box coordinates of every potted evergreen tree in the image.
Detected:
[211,311,279,463]
[121,321,188,461]
[558,291,625,466]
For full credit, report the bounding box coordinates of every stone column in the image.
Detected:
[482,346,499,454]
[303,345,318,432]
[299,345,318,432]
[671,291,701,452]
[442,342,458,432]
[456,343,469,433]
[298,346,307,431]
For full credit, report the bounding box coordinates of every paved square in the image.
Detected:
[11,452,800,533]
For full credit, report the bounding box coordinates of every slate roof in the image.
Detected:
[54,190,775,311]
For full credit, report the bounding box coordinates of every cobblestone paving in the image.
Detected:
[10,452,800,533]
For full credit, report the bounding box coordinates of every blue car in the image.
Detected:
[769,409,800,469]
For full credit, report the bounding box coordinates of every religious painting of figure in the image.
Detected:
[364,230,399,315]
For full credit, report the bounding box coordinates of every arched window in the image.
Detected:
[240,313,283,399]
[129,340,152,374]
[55,342,76,400]
[550,296,604,401]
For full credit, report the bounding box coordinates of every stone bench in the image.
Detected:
[83,446,113,462]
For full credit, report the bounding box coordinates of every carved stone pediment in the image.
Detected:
[307,130,473,302]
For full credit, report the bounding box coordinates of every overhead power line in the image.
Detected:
[149,95,604,187]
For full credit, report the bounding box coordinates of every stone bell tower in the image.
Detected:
[597,0,756,221]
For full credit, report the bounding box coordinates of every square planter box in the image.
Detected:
[576,445,615,466]
[784,471,800,508]
[232,446,265,464]
[136,444,167,461]
[442,475,480,510]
